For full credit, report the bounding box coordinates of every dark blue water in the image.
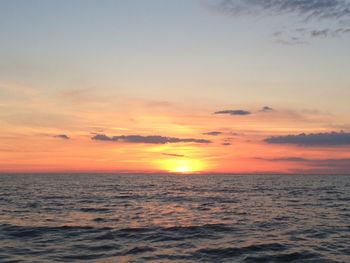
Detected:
[0,174,349,262]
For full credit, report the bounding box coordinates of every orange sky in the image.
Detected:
[1,81,350,174]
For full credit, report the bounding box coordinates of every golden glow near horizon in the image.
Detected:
[161,159,206,174]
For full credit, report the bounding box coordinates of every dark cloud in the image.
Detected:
[264,131,350,146]
[92,134,112,141]
[222,142,232,146]
[260,106,274,112]
[275,27,350,42]
[91,134,212,144]
[310,29,330,37]
[310,27,350,37]
[214,107,274,116]
[256,157,309,162]
[162,153,185,157]
[215,0,350,19]
[213,0,350,42]
[272,157,308,162]
[311,158,350,168]
[214,110,251,116]
[54,134,70,140]
[257,156,350,172]
[203,131,223,136]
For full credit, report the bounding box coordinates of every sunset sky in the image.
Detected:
[1,0,350,173]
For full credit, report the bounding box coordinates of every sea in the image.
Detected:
[0,173,349,262]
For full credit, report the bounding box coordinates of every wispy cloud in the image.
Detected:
[264,131,350,146]
[203,131,223,136]
[260,106,274,112]
[91,134,212,144]
[274,26,350,44]
[256,157,309,162]
[54,134,70,140]
[258,156,350,171]
[214,110,251,116]
[215,0,350,19]
[214,106,276,116]
[162,153,186,157]
[212,0,350,43]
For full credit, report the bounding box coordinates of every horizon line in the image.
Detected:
[1,171,349,176]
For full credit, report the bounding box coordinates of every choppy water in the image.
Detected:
[0,174,349,262]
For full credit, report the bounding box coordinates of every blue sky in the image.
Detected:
[1,0,349,112]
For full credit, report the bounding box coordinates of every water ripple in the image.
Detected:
[0,173,349,262]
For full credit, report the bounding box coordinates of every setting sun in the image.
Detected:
[173,165,191,173]
[161,159,205,174]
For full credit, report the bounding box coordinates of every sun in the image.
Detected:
[173,165,191,173]
[161,159,205,174]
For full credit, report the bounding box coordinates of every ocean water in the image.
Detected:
[0,174,349,262]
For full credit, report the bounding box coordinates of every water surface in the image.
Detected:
[0,173,349,262]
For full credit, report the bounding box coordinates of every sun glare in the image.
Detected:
[174,165,191,173]
[161,159,205,174]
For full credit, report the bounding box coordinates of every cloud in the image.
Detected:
[274,27,350,43]
[260,106,274,112]
[264,131,350,146]
[258,156,350,172]
[222,142,232,146]
[276,37,307,45]
[203,131,223,136]
[271,157,308,162]
[214,107,275,116]
[310,27,350,37]
[91,134,212,144]
[54,134,70,140]
[256,157,308,162]
[213,0,350,42]
[214,110,251,116]
[215,0,350,19]
[162,153,185,157]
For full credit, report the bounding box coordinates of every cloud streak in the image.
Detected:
[214,110,251,116]
[260,106,274,112]
[162,153,186,157]
[258,156,350,171]
[91,134,212,144]
[54,134,70,140]
[203,131,223,136]
[265,131,350,146]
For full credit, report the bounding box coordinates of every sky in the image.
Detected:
[1,0,350,174]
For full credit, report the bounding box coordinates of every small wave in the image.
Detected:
[123,246,155,255]
[195,243,287,259]
[91,224,232,242]
[0,224,108,239]
[166,223,233,233]
[60,253,106,260]
[80,207,111,213]
[92,217,109,222]
[244,251,322,262]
